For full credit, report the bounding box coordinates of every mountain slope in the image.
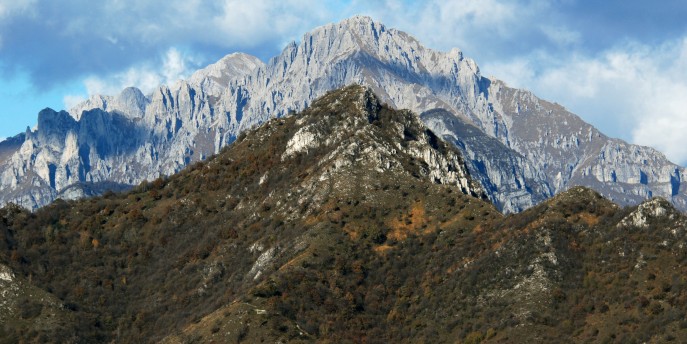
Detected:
[488,80,686,208]
[0,16,684,213]
[0,86,488,342]
[0,53,264,210]
[421,108,553,212]
[2,86,687,343]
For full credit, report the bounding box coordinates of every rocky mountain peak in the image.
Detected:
[115,86,149,117]
[189,52,263,87]
[1,16,686,214]
[261,85,485,200]
[68,86,149,121]
[301,15,469,75]
[538,185,617,214]
[36,108,77,135]
[3,87,687,342]
[618,197,679,229]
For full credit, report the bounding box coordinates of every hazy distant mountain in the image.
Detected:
[0,53,264,210]
[0,16,684,213]
[3,86,686,343]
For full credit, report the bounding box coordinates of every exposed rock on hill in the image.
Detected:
[421,108,552,212]
[0,85,491,342]
[1,16,684,214]
[2,87,687,343]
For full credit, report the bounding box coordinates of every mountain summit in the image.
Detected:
[0,16,684,213]
[0,85,494,342]
[2,86,686,343]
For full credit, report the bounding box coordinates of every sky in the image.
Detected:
[1,0,686,164]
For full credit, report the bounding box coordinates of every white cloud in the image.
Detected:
[211,0,330,47]
[161,48,188,85]
[631,39,687,164]
[483,57,537,89]
[73,0,332,51]
[64,47,198,107]
[485,38,687,165]
[63,94,86,110]
[367,0,517,51]
[541,25,580,46]
[0,0,36,19]
[0,0,36,48]
[359,0,564,54]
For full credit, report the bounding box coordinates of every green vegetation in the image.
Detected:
[1,86,686,343]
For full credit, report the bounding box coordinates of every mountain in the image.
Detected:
[0,53,263,210]
[0,16,684,213]
[2,86,687,343]
[420,108,553,212]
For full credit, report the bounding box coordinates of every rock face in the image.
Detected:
[1,16,685,212]
[421,108,552,213]
[2,89,687,342]
[487,81,687,210]
[0,53,265,210]
[0,86,494,342]
[272,85,485,200]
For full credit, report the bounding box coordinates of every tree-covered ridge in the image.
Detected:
[1,86,686,343]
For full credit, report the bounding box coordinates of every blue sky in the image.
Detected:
[1,0,686,164]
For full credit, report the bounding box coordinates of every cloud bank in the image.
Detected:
[0,0,333,88]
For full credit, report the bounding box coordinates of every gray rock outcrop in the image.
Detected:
[0,16,684,213]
